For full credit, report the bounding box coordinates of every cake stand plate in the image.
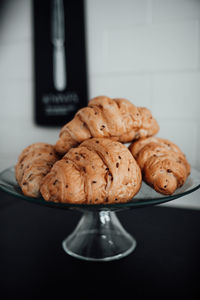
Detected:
[0,167,200,261]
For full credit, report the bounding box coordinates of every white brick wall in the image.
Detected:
[0,0,60,169]
[86,0,200,173]
[0,0,200,209]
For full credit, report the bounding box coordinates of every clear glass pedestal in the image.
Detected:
[62,211,136,261]
[0,167,200,262]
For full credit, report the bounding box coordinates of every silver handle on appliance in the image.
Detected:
[53,43,66,91]
[51,0,67,91]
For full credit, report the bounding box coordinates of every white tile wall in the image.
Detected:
[86,0,200,170]
[89,74,152,108]
[99,20,199,73]
[0,42,32,80]
[152,0,200,21]
[152,72,200,120]
[0,0,200,209]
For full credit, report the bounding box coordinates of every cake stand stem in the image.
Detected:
[62,210,136,261]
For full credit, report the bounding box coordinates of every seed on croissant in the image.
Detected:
[129,137,190,195]
[15,143,59,198]
[40,138,142,204]
[55,96,159,155]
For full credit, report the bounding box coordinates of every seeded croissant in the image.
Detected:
[15,143,59,197]
[129,137,190,195]
[40,138,142,204]
[55,96,159,155]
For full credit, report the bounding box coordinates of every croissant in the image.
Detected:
[40,138,142,204]
[129,137,190,195]
[15,143,59,197]
[55,96,159,155]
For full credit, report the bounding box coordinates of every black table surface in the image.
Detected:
[0,189,200,299]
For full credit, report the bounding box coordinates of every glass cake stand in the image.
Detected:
[0,167,200,262]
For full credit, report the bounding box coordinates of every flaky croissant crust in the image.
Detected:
[129,137,190,195]
[15,143,59,197]
[40,138,142,204]
[55,96,159,155]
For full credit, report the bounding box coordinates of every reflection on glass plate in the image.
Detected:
[0,167,200,211]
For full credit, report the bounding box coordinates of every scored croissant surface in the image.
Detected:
[55,96,159,155]
[40,138,142,204]
[129,137,190,195]
[15,143,59,197]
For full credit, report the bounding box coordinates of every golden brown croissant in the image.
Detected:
[15,143,59,197]
[40,138,142,204]
[55,96,159,155]
[129,137,190,195]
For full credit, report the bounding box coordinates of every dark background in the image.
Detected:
[0,190,200,299]
[33,0,88,126]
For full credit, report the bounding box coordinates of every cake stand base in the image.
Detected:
[62,211,136,261]
[1,167,200,261]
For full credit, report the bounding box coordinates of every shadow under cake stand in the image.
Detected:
[0,167,200,262]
